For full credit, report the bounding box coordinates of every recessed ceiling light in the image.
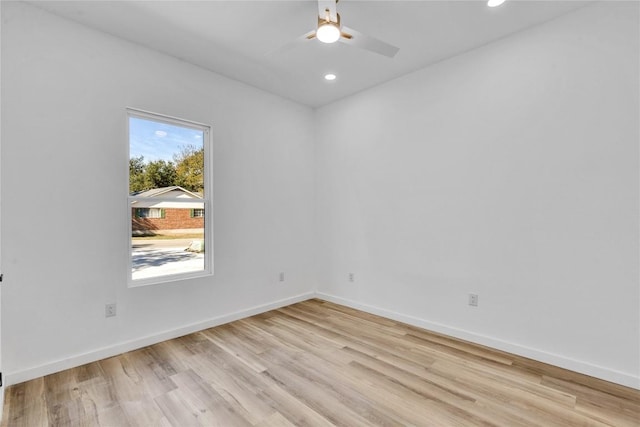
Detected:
[487,0,506,7]
[324,73,337,81]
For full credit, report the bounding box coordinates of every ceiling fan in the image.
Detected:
[278,0,399,58]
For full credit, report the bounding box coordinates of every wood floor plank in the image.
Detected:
[259,384,335,427]
[183,351,276,424]
[200,327,269,373]
[259,355,377,427]
[154,389,205,426]
[262,345,405,426]
[427,360,610,427]
[119,398,168,427]
[2,380,48,427]
[168,369,252,427]
[255,411,299,427]
[3,299,639,426]
[402,331,514,366]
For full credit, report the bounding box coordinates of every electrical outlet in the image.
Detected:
[279,272,285,282]
[468,294,479,307]
[349,273,355,282]
[105,303,117,318]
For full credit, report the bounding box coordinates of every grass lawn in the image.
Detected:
[132,233,203,240]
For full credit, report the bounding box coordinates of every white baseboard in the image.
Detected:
[6,290,639,391]
[316,292,640,390]
[5,292,315,387]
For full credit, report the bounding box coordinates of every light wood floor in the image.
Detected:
[2,299,639,426]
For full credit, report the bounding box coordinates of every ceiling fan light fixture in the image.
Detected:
[487,0,506,7]
[316,21,341,43]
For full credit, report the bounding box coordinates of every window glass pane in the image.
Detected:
[129,116,205,196]
[129,112,209,284]
[131,202,205,281]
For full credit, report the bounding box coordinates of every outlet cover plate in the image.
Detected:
[469,294,479,307]
[105,303,117,317]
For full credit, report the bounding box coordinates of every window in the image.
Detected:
[128,108,212,285]
[135,208,164,219]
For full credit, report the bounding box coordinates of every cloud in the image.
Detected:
[155,130,168,137]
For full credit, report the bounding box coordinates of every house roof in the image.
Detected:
[131,186,202,199]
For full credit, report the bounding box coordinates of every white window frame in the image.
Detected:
[127,108,213,287]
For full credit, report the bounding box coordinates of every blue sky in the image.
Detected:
[129,117,203,163]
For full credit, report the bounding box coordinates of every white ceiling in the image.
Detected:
[28,0,590,107]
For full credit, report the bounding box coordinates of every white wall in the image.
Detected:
[316,2,639,388]
[0,0,3,418]
[1,1,316,384]
[2,0,638,391]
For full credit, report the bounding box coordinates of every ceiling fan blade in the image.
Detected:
[266,29,316,56]
[318,0,337,22]
[340,25,399,58]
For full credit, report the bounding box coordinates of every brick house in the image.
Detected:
[131,186,204,236]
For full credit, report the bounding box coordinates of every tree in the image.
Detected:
[129,157,178,193]
[174,145,204,194]
[129,145,203,194]
[143,160,177,190]
[129,156,147,193]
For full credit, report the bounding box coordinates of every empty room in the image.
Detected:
[1,0,639,425]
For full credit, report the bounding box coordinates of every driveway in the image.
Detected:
[132,239,204,280]
[132,238,194,250]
